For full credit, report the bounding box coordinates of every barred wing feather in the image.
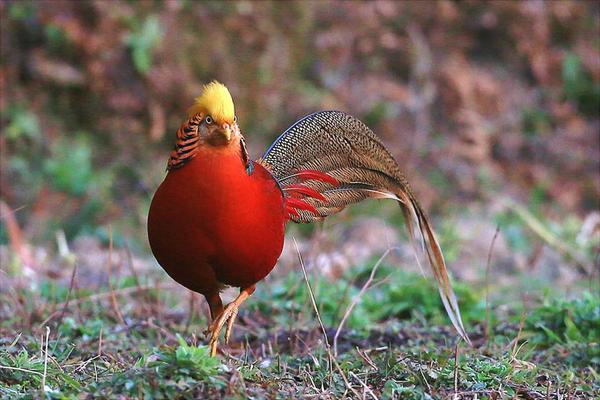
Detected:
[259,111,470,343]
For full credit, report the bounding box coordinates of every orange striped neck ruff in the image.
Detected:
[167,114,203,170]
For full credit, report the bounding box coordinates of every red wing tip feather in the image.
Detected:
[286,206,300,219]
[285,197,319,220]
[282,169,338,221]
[283,184,327,202]
[294,169,340,186]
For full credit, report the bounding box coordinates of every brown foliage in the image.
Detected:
[1,0,598,243]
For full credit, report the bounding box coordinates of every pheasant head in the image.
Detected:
[188,81,240,146]
[168,81,244,169]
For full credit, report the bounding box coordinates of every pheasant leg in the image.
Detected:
[206,292,224,320]
[206,285,255,356]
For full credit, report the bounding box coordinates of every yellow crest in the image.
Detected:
[188,81,235,124]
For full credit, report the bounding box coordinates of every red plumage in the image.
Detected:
[148,149,286,294]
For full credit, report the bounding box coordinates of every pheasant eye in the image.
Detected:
[204,115,213,125]
[234,115,237,123]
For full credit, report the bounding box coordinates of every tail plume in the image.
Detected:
[261,110,470,343]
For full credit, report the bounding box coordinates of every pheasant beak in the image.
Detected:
[220,123,232,142]
[206,122,235,146]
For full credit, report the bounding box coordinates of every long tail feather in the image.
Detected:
[261,110,470,343]
[401,193,471,344]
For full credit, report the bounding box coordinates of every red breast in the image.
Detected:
[148,149,286,293]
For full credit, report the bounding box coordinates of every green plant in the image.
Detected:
[525,291,600,346]
[0,337,81,398]
[90,336,225,398]
[359,265,482,325]
[562,52,600,116]
[5,105,41,141]
[126,15,163,75]
[44,136,94,197]
[521,107,552,137]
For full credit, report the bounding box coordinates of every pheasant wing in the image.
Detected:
[259,110,470,343]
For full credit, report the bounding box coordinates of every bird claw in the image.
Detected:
[224,307,239,344]
[204,286,254,357]
[206,302,240,356]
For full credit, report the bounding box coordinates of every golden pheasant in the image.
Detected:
[148,81,469,356]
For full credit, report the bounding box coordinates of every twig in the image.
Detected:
[419,366,432,394]
[0,365,43,376]
[484,226,500,343]
[107,226,126,326]
[0,199,35,273]
[589,247,600,292]
[144,318,179,342]
[124,240,147,314]
[453,340,461,400]
[332,275,356,328]
[64,284,174,308]
[41,326,50,393]
[70,355,100,374]
[58,260,78,326]
[37,284,175,328]
[355,347,378,371]
[294,238,331,351]
[349,371,379,400]
[185,291,197,333]
[501,197,591,275]
[293,238,362,399]
[98,326,103,357]
[333,248,393,357]
[511,296,528,359]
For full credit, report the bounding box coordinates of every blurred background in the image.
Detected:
[1,1,598,290]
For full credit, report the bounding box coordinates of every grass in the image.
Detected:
[1,254,598,399]
[3,2,598,397]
